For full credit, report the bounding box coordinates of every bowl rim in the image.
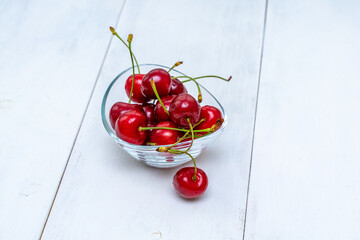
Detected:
[101,63,228,150]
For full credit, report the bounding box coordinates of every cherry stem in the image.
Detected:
[139,126,210,133]
[110,27,140,74]
[150,79,169,115]
[156,118,206,152]
[174,75,232,82]
[168,149,197,181]
[185,118,195,152]
[173,75,202,103]
[168,61,183,72]
[127,35,135,103]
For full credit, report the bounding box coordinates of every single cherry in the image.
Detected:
[154,95,176,122]
[170,78,188,95]
[115,109,147,145]
[169,93,201,128]
[109,102,143,129]
[173,167,208,199]
[195,105,222,134]
[141,68,172,99]
[125,74,149,103]
[142,103,157,125]
[149,121,179,145]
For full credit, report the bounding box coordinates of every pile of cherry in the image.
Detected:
[109,27,230,199]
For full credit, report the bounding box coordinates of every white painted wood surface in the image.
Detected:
[0,0,124,239]
[40,0,266,239]
[244,0,360,239]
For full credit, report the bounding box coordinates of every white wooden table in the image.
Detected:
[1,0,360,239]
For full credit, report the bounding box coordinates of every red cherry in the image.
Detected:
[142,103,157,125]
[149,121,179,145]
[170,78,187,95]
[173,167,208,199]
[169,93,201,128]
[115,109,147,145]
[154,95,176,122]
[141,68,172,99]
[125,74,150,103]
[195,105,222,134]
[109,102,143,129]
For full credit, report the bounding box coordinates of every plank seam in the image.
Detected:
[38,1,127,238]
[242,0,269,239]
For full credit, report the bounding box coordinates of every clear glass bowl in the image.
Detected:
[101,64,228,168]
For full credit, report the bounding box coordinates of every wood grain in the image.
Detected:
[0,0,124,239]
[40,0,266,239]
[244,0,360,239]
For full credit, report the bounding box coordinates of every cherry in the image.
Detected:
[149,121,179,145]
[109,102,143,129]
[169,93,201,128]
[141,103,157,125]
[195,105,222,134]
[170,78,187,95]
[125,74,149,103]
[173,167,208,199]
[154,95,176,122]
[141,68,172,99]
[115,109,147,145]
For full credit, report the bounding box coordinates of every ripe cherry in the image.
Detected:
[195,105,222,134]
[170,78,187,95]
[149,121,179,145]
[109,102,143,129]
[142,103,157,125]
[125,74,149,103]
[169,93,201,128]
[154,95,176,122]
[115,109,147,145]
[173,167,208,199]
[141,68,172,99]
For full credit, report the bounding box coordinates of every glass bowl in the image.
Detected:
[101,64,228,168]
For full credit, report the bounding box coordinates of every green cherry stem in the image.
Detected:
[156,118,206,152]
[127,34,135,103]
[172,75,202,103]
[185,118,195,152]
[110,27,140,74]
[150,79,169,115]
[168,61,183,72]
[139,126,210,133]
[169,149,197,181]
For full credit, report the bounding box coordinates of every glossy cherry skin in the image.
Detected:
[149,121,179,145]
[195,105,222,133]
[142,103,157,125]
[170,78,187,95]
[169,93,201,128]
[154,95,176,122]
[115,109,147,145]
[109,102,143,129]
[125,74,150,103]
[173,167,208,199]
[141,68,172,99]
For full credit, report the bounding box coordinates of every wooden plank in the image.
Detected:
[244,0,360,239]
[0,0,125,239]
[40,0,267,239]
